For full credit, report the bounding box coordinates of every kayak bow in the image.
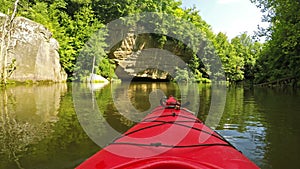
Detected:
[77,96,259,169]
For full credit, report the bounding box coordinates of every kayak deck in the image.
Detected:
[77,97,259,169]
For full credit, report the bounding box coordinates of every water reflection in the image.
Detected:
[0,83,299,169]
[111,82,200,120]
[215,86,267,167]
[73,82,200,149]
[111,82,180,121]
[254,88,300,169]
[0,84,67,169]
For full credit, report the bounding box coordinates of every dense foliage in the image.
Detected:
[1,0,266,83]
[251,0,300,84]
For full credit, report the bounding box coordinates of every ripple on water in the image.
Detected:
[217,122,267,168]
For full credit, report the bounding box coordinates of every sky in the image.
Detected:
[181,0,266,40]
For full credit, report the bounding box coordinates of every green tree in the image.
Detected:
[231,33,258,81]
[251,0,300,84]
[1,0,262,83]
[214,32,243,81]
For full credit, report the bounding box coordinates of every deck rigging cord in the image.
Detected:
[110,108,238,151]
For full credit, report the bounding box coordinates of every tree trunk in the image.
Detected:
[0,0,19,84]
[0,14,8,84]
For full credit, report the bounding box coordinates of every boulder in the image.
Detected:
[0,13,67,82]
[87,73,109,84]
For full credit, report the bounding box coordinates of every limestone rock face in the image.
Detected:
[111,33,192,81]
[0,13,67,82]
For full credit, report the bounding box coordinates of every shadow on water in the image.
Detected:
[0,83,299,169]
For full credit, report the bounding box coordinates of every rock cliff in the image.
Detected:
[111,33,192,81]
[0,13,67,82]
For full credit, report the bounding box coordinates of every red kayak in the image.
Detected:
[77,96,259,169]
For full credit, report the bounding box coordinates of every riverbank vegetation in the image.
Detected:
[250,0,300,86]
[0,0,298,87]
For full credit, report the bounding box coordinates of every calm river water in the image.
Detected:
[0,82,299,169]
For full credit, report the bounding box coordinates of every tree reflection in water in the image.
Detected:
[0,84,67,169]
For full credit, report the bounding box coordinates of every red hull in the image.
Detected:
[77,98,259,169]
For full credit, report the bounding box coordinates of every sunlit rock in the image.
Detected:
[0,13,67,82]
[111,33,192,81]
